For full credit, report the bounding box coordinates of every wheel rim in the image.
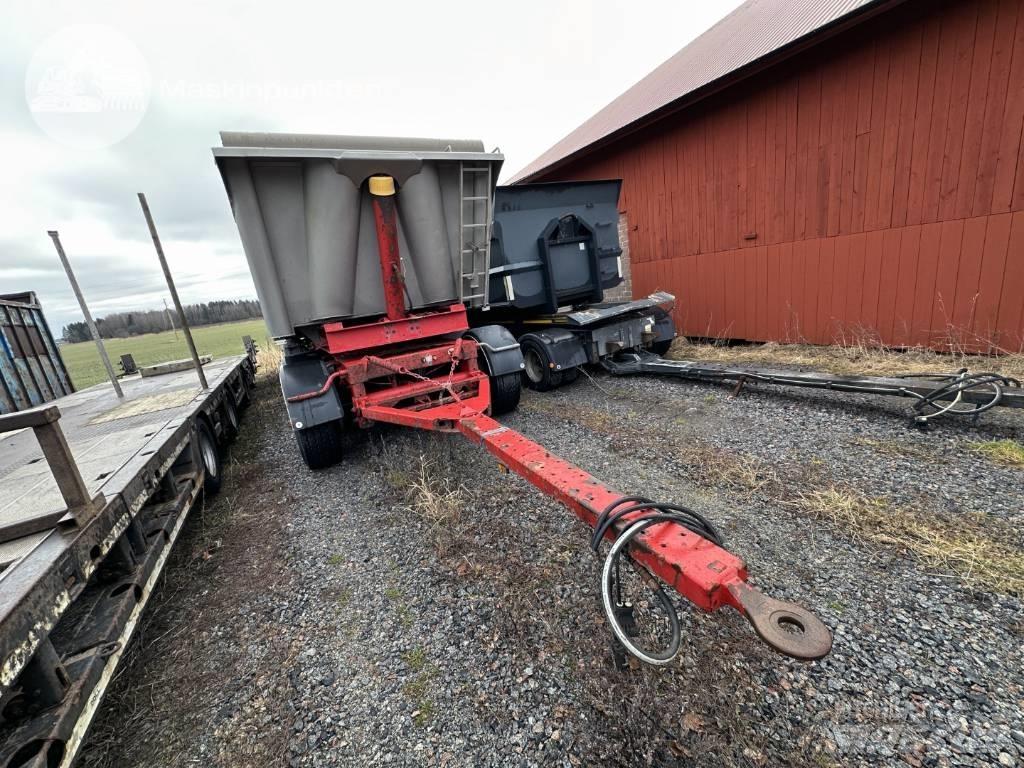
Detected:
[199,430,218,478]
[524,347,546,384]
[226,401,239,431]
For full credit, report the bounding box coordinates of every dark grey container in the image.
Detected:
[487,180,623,315]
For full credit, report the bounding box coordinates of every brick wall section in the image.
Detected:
[604,212,634,302]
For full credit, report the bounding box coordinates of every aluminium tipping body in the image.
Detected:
[213,132,503,339]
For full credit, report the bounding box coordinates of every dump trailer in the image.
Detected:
[477,181,1022,425]
[214,132,832,670]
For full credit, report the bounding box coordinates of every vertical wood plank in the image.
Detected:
[892,224,923,346]
[922,13,959,222]
[876,228,903,342]
[831,235,852,341]
[911,222,943,346]
[861,229,885,336]
[816,237,836,344]
[891,23,925,227]
[930,218,967,345]
[906,16,941,225]
[845,233,868,339]
[995,211,1024,350]
[937,4,980,220]
[991,1,1024,212]
[864,38,892,231]
[952,215,990,341]
[954,1,998,217]
[973,212,1012,345]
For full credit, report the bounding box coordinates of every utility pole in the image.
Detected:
[163,298,178,340]
[137,193,208,390]
[47,230,124,399]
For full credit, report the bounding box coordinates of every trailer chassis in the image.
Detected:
[288,176,832,666]
[479,293,1021,425]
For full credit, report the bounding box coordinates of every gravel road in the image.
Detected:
[81,366,1023,768]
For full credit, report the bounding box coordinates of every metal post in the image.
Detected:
[47,230,124,399]
[163,297,178,340]
[369,175,408,321]
[137,193,208,390]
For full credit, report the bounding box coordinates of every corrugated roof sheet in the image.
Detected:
[511,0,883,182]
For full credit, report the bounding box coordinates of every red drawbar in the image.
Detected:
[456,413,747,612]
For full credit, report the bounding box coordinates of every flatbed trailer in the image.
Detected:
[0,352,255,767]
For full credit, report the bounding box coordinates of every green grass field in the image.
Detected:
[61,318,271,389]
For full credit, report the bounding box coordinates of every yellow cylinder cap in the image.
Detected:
[368,175,396,196]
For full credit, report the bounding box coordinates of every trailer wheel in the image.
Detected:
[197,419,223,496]
[649,339,673,356]
[561,366,580,385]
[521,338,563,391]
[295,422,344,470]
[239,369,253,408]
[222,398,240,442]
[489,372,522,415]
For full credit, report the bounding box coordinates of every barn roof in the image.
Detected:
[510,0,898,183]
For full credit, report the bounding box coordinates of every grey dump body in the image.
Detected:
[487,180,623,315]
[0,292,74,414]
[213,132,503,339]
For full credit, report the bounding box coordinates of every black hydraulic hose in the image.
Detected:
[591,496,724,665]
[896,369,1019,422]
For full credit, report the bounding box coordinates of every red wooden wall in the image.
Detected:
[536,0,1024,351]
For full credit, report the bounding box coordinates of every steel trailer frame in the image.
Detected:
[0,351,256,768]
[472,293,1022,425]
[286,175,832,666]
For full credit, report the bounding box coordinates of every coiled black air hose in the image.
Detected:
[590,496,724,665]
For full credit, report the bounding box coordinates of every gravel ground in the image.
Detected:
[81,366,1023,767]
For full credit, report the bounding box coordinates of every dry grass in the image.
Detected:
[970,439,1024,468]
[403,455,467,555]
[852,437,936,461]
[256,341,283,372]
[669,338,1024,380]
[791,486,1024,596]
[682,443,779,497]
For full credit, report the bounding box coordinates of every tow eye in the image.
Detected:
[728,583,833,660]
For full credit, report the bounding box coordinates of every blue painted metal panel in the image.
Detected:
[0,293,73,415]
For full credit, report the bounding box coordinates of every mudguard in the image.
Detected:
[464,325,525,377]
[520,328,590,370]
[279,352,344,430]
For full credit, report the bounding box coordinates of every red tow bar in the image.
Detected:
[456,413,832,661]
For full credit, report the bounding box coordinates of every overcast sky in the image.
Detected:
[1,0,743,333]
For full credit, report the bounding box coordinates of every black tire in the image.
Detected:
[521,338,563,392]
[489,372,521,415]
[649,339,673,357]
[238,371,253,408]
[222,398,240,442]
[561,366,580,385]
[295,421,344,470]
[196,419,222,496]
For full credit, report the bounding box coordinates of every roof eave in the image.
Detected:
[512,0,908,184]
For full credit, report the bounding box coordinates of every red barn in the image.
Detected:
[512,0,1024,352]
